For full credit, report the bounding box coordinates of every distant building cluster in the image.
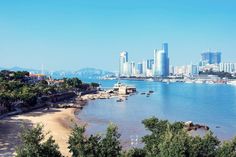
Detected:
[119,43,169,77]
[119,46,236,78]
[171,51,236,77]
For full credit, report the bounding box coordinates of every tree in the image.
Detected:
[91,83,100,88]
[68,123,122,157]
[68,125,87,157]
[99,123,122,157]
[68,125,101,157]
[188,132,220,157]
[198,132,220,157]
[18,86,37,107]
[16,124,62,157]
[13,71,30,80]
[64,78,82,89]
[0,91,17,112]
[142,117,170,155]
[122,148,146,157]
[216,137,236,157]
[158,130,190,157]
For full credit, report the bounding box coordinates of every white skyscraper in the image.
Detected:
[153,49,158,76]
[119,51,129,76]
[142,60,148,77]
[130,62,136,76]
[153,43,169,77]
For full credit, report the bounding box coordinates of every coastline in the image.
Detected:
[0,91,118,157]
[0,106,83,157]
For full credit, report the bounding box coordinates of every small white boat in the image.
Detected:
[162,79,170,84]
[206,81,215,84]
[185,80,193,84]
[227,81,236,86]
[146,78,154,82]
[195,80,204,84]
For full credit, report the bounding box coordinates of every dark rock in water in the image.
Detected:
[185,121,210,131]
[216,126,220,128]
[204,126,210,130]
[117,99,123,102]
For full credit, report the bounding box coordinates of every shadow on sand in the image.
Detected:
[0,108,63,157]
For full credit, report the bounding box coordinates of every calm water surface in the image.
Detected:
[78,79,236,147]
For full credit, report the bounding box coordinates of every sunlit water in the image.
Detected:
[77,79,236,148]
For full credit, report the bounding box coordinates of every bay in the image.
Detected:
[78,79,236,147]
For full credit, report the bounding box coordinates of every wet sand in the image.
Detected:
[0,107,82,157]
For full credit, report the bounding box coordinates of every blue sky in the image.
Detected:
[0,0,236,71]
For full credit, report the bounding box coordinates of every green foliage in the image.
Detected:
[68,123,122,157]
[64,78,82,89]
[68,125,87,157]
[216,137,236,157]
[196,132,219,157]
[0,70,89,114]
[142,117,222,157]
[68,125,102,157]
[0,92,14,111]
[122,148,146,157]
[16,124,62,157]
[158,131,190,157]
[100,123,122,157]
[142,117,182,155]
[91,82,100,88]
[14,117,236,157]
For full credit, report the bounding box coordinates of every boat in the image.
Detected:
[116,99,123,102]
[185,80,194,84]
[146,78,154,82]
[195,80,204,84]
[148,90,154,94]
[162,79,170,84]
[227,80,236,86]
[113,82,136,94]
[206,81,215,84]
[170,79,177,83]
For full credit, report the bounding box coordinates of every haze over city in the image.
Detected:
[0,0,236,71]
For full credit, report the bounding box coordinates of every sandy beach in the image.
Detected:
[0,91,118,157]
[0,107,81,157]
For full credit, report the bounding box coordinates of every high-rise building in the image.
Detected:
[119,51,129,76]
[153,43,169,77]
[201,51,221,64]
[153,49,159,76]
[220,62,236,73]
[130,62,136,76]
[142,60,148,77]
[137,63,143,75]
[147,59,154,70]
[163,43,170,76]
[187,64,199,76]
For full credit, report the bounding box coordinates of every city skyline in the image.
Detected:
[0,0,236,71]
[119,43,236,77]
[119,43,170,77]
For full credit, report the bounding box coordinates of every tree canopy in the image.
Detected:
[16,118,236,157]
[16,124,62,157]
